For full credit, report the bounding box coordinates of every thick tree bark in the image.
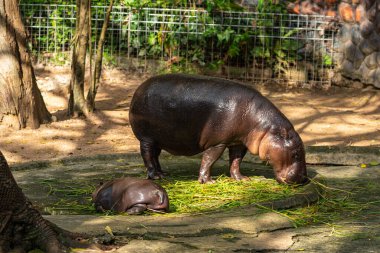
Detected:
[87,0,114,110]
[68,0,92,117]
[0,0,51,129]
[0,151,95,252]
[0,151,64,252]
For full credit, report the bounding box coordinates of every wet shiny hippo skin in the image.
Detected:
[129,74,308,185]
[91,177,169,214]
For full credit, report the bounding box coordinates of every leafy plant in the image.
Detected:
[20,1,324,81]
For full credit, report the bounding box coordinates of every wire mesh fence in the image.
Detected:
[20,4,338,86]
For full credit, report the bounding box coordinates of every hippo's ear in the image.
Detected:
[280,128,288,139]
[155,190,165,205]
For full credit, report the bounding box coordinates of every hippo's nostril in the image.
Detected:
[300,177,310,185]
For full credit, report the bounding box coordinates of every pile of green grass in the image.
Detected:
[161,175,298,214]
[38,175,300,215]
[38,175,376,230]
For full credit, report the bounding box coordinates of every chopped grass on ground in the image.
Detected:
[161,175,298,214]
[276,179,378,228]
[35,174,377,231]
[37,175,300,215]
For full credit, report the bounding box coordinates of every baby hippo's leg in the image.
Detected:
[127,204,148,214]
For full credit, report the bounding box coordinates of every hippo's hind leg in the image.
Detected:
[229,145,250,181]
[140,140,164,180]
[198,145,226,184]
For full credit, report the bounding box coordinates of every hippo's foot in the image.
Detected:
[147,169,165,180]
[231,173,250,181]
[127,204,147,215]
[95,205,106,213]
[198,176,215,184]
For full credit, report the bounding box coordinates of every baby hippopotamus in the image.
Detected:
[92,177,169,214]
[129,74,308,185]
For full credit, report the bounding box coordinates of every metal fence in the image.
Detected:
[20,4,338,86]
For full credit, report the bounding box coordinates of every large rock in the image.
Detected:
[360,19,375,38]
[288,0,380,88]
[364,52,379,69]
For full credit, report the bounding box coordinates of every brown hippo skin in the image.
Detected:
[129,74,308,185]
[91,177,169,214]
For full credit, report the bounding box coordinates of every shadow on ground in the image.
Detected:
[10,150,380,252]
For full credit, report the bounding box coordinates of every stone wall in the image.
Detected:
[288,0,380,88]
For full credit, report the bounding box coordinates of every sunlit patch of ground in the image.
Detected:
[0,66,379,165]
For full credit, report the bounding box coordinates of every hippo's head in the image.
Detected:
[263,128,308,185]
[91,182,104,201]
[146,188,170,213]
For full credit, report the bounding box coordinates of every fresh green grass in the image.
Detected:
[36,174,377,231]
[37,175,300,215]
[276,178,378,228]
[39,178,95,215]
[161,175,298,214]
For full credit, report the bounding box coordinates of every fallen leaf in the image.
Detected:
[105,225,114,236]
[221,233,235,239]
[360,164,367,168]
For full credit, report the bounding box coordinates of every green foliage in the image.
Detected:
[248,7,303,77]
[102,51,118,66]
[20,1,315,78]
[323,54,333,67]
[121,0,242,11]
[21,0,120,4]
[257,0,287,13]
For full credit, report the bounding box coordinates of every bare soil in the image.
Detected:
[1,66,379,165]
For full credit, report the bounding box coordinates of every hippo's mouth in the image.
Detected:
[275,172,309,185]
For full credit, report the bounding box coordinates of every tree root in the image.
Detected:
[1,204,89,252]
[0,150,110,252]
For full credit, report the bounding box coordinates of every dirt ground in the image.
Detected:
[0,66,379,165]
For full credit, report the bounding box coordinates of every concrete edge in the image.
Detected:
[304,146,380,165]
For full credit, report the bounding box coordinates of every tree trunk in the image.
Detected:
[87,0,114,110]
[0,151,100,252]
[0,151,64,252]
[0,0,51,129]
[68,0,92,117]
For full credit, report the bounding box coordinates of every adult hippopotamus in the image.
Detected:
[91,177,169,214]
[129,74,308,185]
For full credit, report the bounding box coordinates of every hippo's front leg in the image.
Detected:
[140,140,164,179]
[198,145,226,184]
[127,204,147,214]
[229,145,250,181]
